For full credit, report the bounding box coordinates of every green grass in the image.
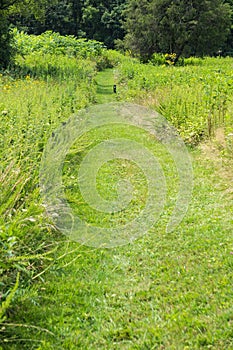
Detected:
[2,146,232,349]
[1,42,233,349]
[95,68,119,104]
[116,57,233,145]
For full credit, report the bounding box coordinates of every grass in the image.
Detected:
[2,145,232,349]
[95,68,119,104]
[0,42,233,348]
[116,56,233,145]
[0,51,98,340]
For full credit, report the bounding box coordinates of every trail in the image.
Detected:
[95,68,118,104]
[7,69,233,350]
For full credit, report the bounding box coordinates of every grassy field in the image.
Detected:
[116,56,233,145]
[0,32,233,349]
[1,135,232,349]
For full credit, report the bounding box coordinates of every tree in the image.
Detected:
[82,0,126,48]
[0,10,13,67]
[8,0,127,48]
[9,1,84,37]
[124,0,232,62]
[0,0,58,68]
[0,0,21,68]
[223,0,233,53]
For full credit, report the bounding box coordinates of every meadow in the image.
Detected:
[0,31,233,349]
[117,55,233,145]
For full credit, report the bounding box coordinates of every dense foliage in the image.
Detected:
[124,0,232,61]
[14,29,106,57]
[1,0,233,67]
[0,0,57,67]
[0,11,13,67]
[9,0,127,48]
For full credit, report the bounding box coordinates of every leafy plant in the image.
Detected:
[0,273,19,323]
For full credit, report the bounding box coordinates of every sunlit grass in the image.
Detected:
[117,57,233,145]
[0,44,233,349]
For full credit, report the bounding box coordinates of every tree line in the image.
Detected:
[1,0,233,68]
[124,0,233,62]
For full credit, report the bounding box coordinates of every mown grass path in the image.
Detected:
[5,70,233,350]
[95,68,118,104]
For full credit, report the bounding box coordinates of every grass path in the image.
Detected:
[4,70,233,350]
[95,68,118,104]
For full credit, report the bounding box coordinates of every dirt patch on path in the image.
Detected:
[199,128,233,198]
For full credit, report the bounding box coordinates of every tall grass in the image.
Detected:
[0,32,102,326]
[1,30,233,345]
[116,57,233,145]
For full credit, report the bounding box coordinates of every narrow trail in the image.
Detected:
[8,69,233,350]
[95,68,118,104]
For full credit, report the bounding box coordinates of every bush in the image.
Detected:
[13,29,106,59]
[149,53,166,66]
